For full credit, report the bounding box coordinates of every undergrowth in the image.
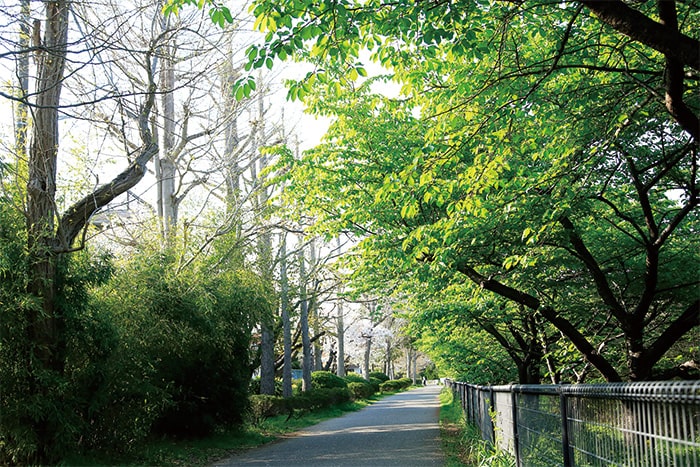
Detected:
[439,387,515,467]
[62,399,375,466]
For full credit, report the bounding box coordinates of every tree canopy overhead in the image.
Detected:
[232,0,699,139]
[218,0,699,382]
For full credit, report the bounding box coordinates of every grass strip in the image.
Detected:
[438,387,515,467]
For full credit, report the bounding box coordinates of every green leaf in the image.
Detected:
[221,6,233,23]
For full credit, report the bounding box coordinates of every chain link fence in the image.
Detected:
[447,380,700,466]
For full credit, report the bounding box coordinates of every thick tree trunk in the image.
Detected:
[259,326,275,394]
[24,1,71,461]
[26,0,70,372]
[626,325,647,382]
[280,236,293,397]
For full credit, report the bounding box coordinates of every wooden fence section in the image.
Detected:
[447,380,700,466]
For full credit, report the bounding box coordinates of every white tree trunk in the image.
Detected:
[406,348,411,380]
[336,299,345,377]
[299,243,312,392]
[310,239,323,371]
[280,235,293,398]
[158,18,177,238]
[254,84,275,395]
[14,0,30,162]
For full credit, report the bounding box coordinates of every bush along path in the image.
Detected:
[214,384,445,467]
[63,373,416,466]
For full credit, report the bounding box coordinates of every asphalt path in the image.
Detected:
[214,384,445,466]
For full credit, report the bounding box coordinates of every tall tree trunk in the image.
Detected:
[24,1,69,461]
[412,351,417,384]
[259,327,275,394]
[299,242,312,391]
[336,297,345,377]
[363,334,372,380]
[310,239,323,370]
[280,235,293,398]
[254,86,275,395]
[405,347,411,380]
[222,54,241,219]
[335,237,346,377]
[258,232,274,394]
[158,15,177,239]
[15,0,30,162]
[384,339,392,377]
[26,0,70,373]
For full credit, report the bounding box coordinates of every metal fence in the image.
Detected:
[447,380,700,466]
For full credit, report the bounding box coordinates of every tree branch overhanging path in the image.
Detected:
[195,0,700,383]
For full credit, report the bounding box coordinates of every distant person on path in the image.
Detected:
[422,376,427,386]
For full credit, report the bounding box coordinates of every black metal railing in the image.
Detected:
[447,380,700,466]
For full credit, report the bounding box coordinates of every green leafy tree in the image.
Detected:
[271,54,698,383]
[171,0,698,382]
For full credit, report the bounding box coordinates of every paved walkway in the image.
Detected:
[214,384,445,466]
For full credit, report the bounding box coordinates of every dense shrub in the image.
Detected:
[248,395,286,426]
[397,378,413,388]
[369,371,390,382]
[348,382,375,400]
[0,203,118,464]
[0,226,273,464]
[379,380,403,392]
[379,378,413,392]
[246,387,352,425]
[285,388,351,413]
[368,377,383,393]
[343,374,376,400]
[311,371,348,390]
[343,373,369,384]
[93,249,271,439]
[314,387,352,406]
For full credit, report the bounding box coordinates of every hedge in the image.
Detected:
[312,371,348,389]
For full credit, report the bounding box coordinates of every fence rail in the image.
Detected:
[447,380,700,466]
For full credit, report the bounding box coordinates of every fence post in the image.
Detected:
[489,386,496,444]
[511,388,521,467]
[559,388,572,467]
[465,384,471,424]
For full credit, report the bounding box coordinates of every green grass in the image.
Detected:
[438,388,515,467]
[61,398,380,466]
[439,387,471,466]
